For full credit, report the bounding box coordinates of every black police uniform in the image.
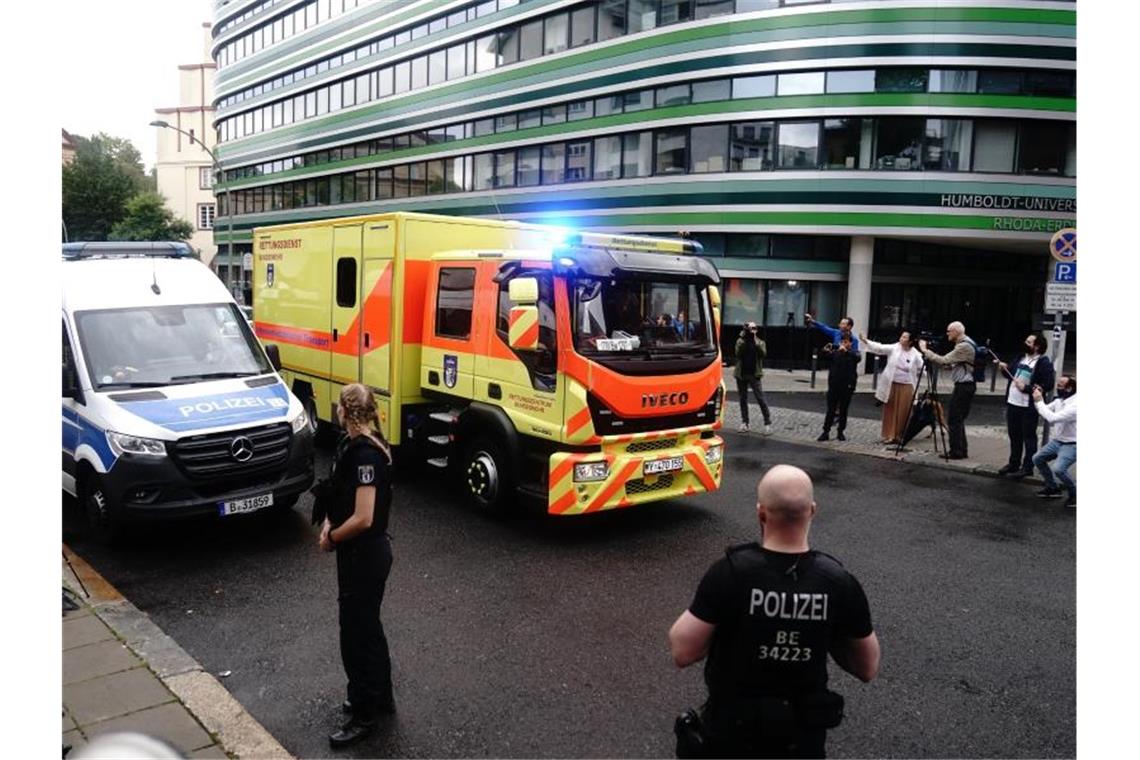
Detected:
[687,543,873,759]
[329,434,395,718]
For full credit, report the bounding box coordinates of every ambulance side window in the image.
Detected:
[497,274,556,390]
[336,258,357,307]
[436,267,475,340]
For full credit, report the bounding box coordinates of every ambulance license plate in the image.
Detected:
[644,456,683,476]
[218,493,274,516]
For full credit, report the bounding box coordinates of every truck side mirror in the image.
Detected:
[508,305,540,352]
[62,364,79,399]
[509,277,539,305]
[708,285,722,326]
[265,343,283,372]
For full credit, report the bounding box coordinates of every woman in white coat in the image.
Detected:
[860,329,923,444]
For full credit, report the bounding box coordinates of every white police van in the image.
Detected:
[62,242,314,539]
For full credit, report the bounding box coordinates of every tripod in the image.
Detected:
[893,356,950,460]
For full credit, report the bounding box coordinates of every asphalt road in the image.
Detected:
[64,434,1075,758]
[729,390,1010,427]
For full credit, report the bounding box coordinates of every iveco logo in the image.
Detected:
[641,391,689,409]
[230,436,254,462]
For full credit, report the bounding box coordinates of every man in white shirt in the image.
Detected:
[1031,376,1076,508]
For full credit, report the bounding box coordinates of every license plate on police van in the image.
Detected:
[644,456,683,476]
[218,493,274,516]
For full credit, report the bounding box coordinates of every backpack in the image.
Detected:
[962,338,992,383]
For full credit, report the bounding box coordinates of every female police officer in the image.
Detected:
[319,383,396,749]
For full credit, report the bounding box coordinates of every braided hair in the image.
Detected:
[338,383,391,462]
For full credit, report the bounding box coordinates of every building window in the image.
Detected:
[566,140,592,182]
[923,119,973,171]
[776,121,820,169]
[873,117,925,170]
[657,84,692,108]
[929,69,977,93]
[777,71,825,96]
[1018,121,1073,175]
[629,0,658,33]
[544,13,569,55]
[520,20,543,60]
[692,79,730,103]
[690,124,728,172]
[518,146,541,186]
[542,143,566,184]
[623,131,654,178]
[826,70,875,94]
[978,69,1022,94]
[199,167,215,189]
[594,136,622,180]
[571,6,596,48]
[822,118,868,169]
[730,121,775,171]
[598,0,627,41]
[876,68,929,93]
[733,75,776,99]
[655,128,688,175]
[197,203,216,230]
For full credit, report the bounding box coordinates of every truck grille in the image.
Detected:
[171,422,292,480]
[625,474,674,495]
[627,438,678,454]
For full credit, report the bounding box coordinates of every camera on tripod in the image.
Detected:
[916,330,940,349]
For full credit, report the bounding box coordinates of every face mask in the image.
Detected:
[1057,387,1074,398]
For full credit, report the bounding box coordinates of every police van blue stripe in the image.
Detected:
[116,382,291,434]
[62,406,118,471]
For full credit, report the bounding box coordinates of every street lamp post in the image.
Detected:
[149,120,240,301]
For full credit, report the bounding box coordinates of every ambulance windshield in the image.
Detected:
[572,278,715,356]
[75,303,272,390]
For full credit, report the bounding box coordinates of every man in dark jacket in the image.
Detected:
[734,322,773,434]
[996,333,1055,478]
[807,315,861,442]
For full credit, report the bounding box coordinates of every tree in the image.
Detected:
[62,133,152,241]
[108,192,194,243]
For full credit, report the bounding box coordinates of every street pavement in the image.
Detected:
[64,424,1076,758]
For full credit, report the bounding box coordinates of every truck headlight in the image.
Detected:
[291,409,310,434]
[107,431,167,457]
[704,445,724,465]
[573,461,610,482]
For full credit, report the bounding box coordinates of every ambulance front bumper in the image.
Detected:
[547,431,724,516]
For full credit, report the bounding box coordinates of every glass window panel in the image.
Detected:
[543,104,567,124]
[656,83,691,107]
[629,0,657,33]
[730,121,775,171]
[520,20,543,60]
[447,45,466,79]
[929,69,977,93]
[571,7,596,48]
[356,72,371,103]
[872,117,924,170]
[500,28,520,65]
[733,74,776,99]
[826,69,875,94]
[446,124,465,141]
[566,140,592,182]
[476,34,498,72]
[329,83,342,111]
[545,13,569,55]
[978,69,1022,94]
[409,162,427,196]
[690,124,727,172]
[474,153,495,189]
[692,79,730,103]
[409,131,427,148]
[623,131,653,177]
[448,10,466,27]
[655,128,688,174]
[356,170,372,201]
[623,89,653,112]
[822,117,866,169]
[412,24,428,40]
[598,0,627,42]
[375,168,394,199]
[594,136,622,179]
[474,118,495,136]
[923,119,973,171]
[726,234,770,258]
[429,50,447,84]
[777,71,825,96]
[495,151,516,187]
[1017,120,1070,175]
[517,146,541,186]
[765,281,809,327]
[776,121,820,168]
[443,157,463,192]
[316,177,330,205]
[568,99,594,121]
[496,113,518,132]
[1023,70,1074,97]
[721,277,764,326]
[376,67,394,97]
[476,0,496,18]
[430,17,447,34]
[392,165,410,198]
[595,95,623,116]
[316,87,329,115]
[394,61,410,93]
[519,109,542,129]
[411,56,428,89]
[660,0,693,26]
[542,144,566,184]
[876,68,929,93]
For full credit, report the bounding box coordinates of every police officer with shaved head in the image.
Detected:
[669,465,880,758]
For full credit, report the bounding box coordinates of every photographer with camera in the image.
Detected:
[917,321,977,459]
[805,314,861,441]
[734,321,773,434]
[669,465,880,759]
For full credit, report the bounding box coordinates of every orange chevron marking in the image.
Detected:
[566,406,592,437]
[684,452,718,492]
[550,489,578,515]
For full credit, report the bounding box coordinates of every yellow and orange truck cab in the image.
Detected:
[253,212,725,515]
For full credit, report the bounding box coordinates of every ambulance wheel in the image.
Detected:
[461,437,513,516]
[302,396,320,435]
[83,477,122,544]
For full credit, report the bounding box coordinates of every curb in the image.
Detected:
[63,545,294,760]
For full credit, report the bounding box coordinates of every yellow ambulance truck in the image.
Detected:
[252,212,725,515]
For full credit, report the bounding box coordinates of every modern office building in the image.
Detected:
[155,23,220,269]
[210,0,1075,361]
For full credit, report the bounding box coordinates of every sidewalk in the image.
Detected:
[62,546,292,760]
[722,367,1070,482]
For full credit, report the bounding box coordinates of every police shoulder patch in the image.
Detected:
[358,465,375,484]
